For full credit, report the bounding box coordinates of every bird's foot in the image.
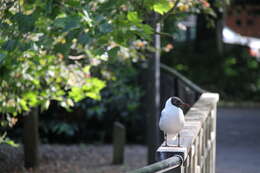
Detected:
[163,141,181,147]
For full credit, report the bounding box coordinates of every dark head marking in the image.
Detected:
[171,97,183,107]
[171,97,190,109]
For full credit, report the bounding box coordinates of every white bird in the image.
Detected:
[159,97,189,147]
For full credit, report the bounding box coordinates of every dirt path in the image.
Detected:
[0,144,147,173]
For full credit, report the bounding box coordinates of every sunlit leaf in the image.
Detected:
[127,12,142,23]
[153,0,173,14]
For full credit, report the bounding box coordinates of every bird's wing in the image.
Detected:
[159,107,185,134]
[159,108,176,132]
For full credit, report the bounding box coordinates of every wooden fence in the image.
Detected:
[129,93,219,173]
[129,64,219,173]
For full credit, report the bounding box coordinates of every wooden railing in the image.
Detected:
[129,64,219,173]
[157,93,219,173]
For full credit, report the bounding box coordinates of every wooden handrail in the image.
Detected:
[160,63,206,94]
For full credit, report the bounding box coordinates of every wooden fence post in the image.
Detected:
[112,122,126,165]
[23,107,39,169]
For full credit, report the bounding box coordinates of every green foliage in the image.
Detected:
[43,121,78,137]
[0,0,153,143]
[0,0,218,144]
[39,61,144,143]
[152,0,173,14]
[1,0,186,116]
[0,0,159,115]
[163,42,260,102]
[0,133,19,147]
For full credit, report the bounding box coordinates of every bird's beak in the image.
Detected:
[183,103,190,107]
[181,103,190,109]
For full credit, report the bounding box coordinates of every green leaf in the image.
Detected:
[67,0,81,7]
[224,67,237,77]
[153,0,172,14]
[53,17,66,28]
[127,12,142,23]
[69,87,85,102]
[42,100,50,110]
[108,47,120,58]
[142,24,153,35]
[83,65,91,73]
[84,78,106,100]
[19,99,30,111]
[78,32,91,45]
[5,139,19,147]
[2,40,18,51]
[53,16,81,31]
[226,58,236,65]
[51,122,77,136]
[99,22,113,34]
[14,13,36,33]
[23,91,39,106]
[64,16,81,31]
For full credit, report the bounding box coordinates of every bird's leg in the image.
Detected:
[164,133,168,147]
[178,133,181,147]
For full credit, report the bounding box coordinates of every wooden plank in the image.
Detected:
[198,129,203,166]
[193,138,199,173]
[196,166,201,173]
[190,145,195,173]
[184,162,189,173]
[188,150,192,173]
[211,105,217,173]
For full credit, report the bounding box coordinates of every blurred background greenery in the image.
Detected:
[1,0,260,145]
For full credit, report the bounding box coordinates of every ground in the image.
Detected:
[216,107,260,173]
[1,107,260,173]
[0,145,147,173]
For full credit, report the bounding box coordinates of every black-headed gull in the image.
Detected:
[159,97,190,147]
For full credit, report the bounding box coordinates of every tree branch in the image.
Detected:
[154,31,173,39]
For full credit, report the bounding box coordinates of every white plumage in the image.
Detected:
[159,97,186,146]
